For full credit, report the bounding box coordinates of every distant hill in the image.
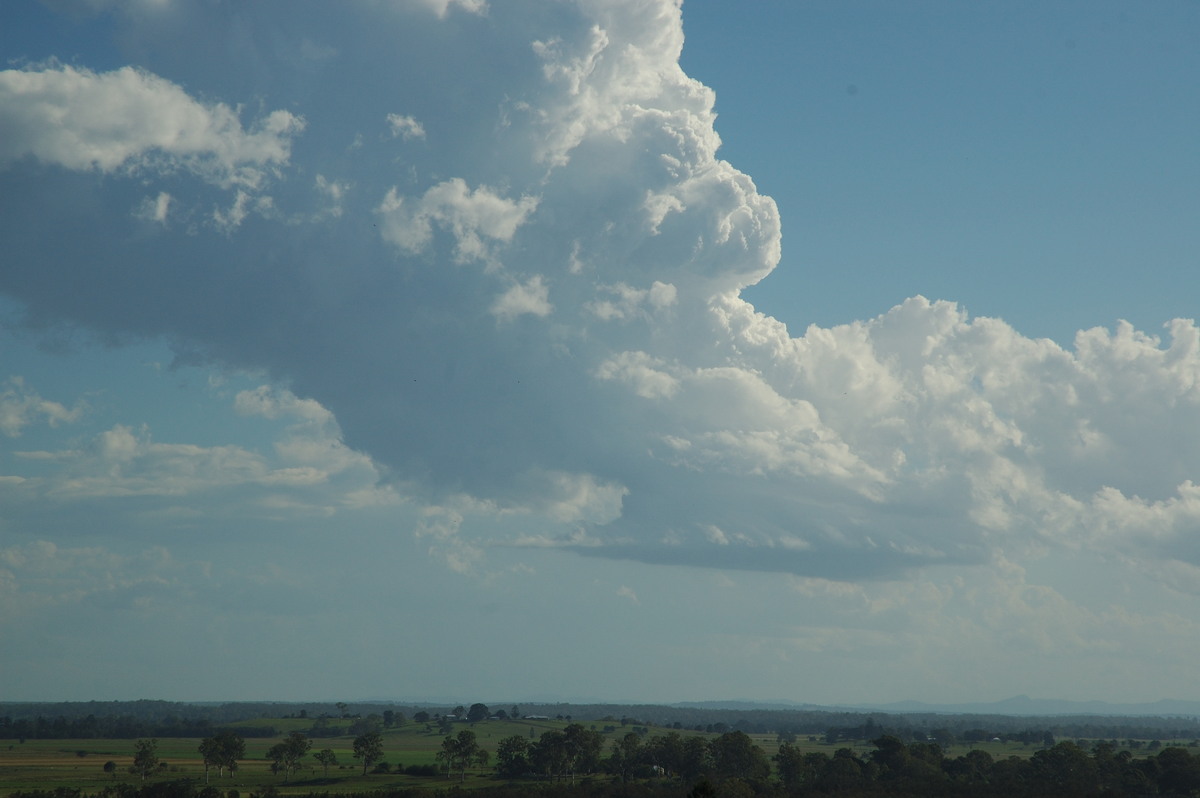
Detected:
[669,695,1200,717]
[844,695,1200,717]
[671,700,816,711]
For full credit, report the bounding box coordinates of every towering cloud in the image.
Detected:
[2,0,1199,596]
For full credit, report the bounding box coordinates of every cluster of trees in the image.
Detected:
[306,712,399,739]
[115,733,248,786]
[437,730,489,781]
[606,729,771,784]
[488,725,771,785]
[261,729,401,781]
[493,724,606,782]
[265,732,310,782]
[475,727,1200,797]
[196,731,244,783]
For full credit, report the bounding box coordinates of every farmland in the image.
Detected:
[0,716,1047,796]
[4,703,1200,797]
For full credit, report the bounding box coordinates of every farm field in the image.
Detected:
[0,715,1175,796]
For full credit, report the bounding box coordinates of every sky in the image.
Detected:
[2,0,1200,706]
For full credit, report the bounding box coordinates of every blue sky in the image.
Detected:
[2,0,1200,706]
[682,1,1200,345]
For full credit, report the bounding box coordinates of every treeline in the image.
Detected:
[0,716,220,742]
[0,702,411,729]
[5,699,1200,746]
[0,715,289,741]
[500,703,1200,742]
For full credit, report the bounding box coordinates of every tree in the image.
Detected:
[413,711,431,724]
[870,734,910,777]
[1156,747,1200,796]
[774,742,806,791]
[353,730,385,775]
[266,731,311,782]
[310,715,338,738]
[531,730,570,781]
[563,723,605,781]
[607,731,643,783]
[645,732,685,778]
[438,729,484,782]
[199,736,220,784]
[709,731,769,782]
[315,748,338,777]
[495,735,530,778]
[199,730,245,783]
[129,738,159,781]
[467,703,490,723]
[946,748,994,786]
[103,760,117,779]
[816,749,868,793]
[348,714,382,737]
[679,735,712,782]
[1030,741,1096,795]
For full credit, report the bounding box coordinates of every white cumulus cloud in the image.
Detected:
[0,64,303,189]
[2,0,1199,595]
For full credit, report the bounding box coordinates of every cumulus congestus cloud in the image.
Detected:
[2,0,1199,589]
